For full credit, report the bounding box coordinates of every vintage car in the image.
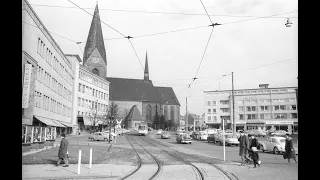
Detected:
[176,133,192,144]
[161,131,171,139]
[248,129,267,137]
[207,133,217,143]
[259,136,286,154]
[91,132,108,141]
[219,134,239,146]
[196,131,208,140]
[271,130,289,136]
[156,129,163,135]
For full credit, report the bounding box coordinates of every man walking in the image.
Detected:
[238,130,250,166]
[285,133,297,164]
[57,134,69,167]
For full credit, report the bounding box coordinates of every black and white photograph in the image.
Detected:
[22,0,298,179]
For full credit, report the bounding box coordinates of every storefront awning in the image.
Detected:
[34,116,59,127]
[51,120,66,127]
[59,121,73,127]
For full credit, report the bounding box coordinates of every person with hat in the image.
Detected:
[285,133,297,164]
[238,130,250,165]
[57,134,69,167]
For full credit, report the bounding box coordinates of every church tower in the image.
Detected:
[144,51,149,81]
[83,3,107,78]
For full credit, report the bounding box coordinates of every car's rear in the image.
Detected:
[226,136,240,146]
[200,132,208,140]
[161,131,170,139]
[207,134,215,142]
[181,134,192,144]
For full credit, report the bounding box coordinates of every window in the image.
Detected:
[291,113,297,119]
[274,105,279,111]
[260,114,265,119]
[208,116,211,121]
[280,105,286,110]
[245,99,250,103]
[246,106,251,111]
[246,114,257,120]
[238,106,244,112]
[250,99,257,103]
[290,105,297,110]
[237,100,244,104]
[79,83,81,92]
[220,108,229,113]
[92,68,99,76]
[274,113,287,119]
[252,106,256,111]
[259,99,264,103]
[259,106,270,111]
[170,106,175,120]
[220,100,229,105]
[207,109,211,114]
[273,99,279,103]
[212,101,216,105]
[239,114,244,120]
[207,101,211,106]
[212,109,216,113]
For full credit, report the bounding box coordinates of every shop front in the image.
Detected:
[206,123,220,129]
[292,122,298,133]
[265,121,294,132]
[235,121,246,131]
[245,122,266,131]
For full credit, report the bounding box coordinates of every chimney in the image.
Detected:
[259,84,269,89]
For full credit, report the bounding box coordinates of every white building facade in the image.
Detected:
[204,85,298,132]
[22,0,74,148]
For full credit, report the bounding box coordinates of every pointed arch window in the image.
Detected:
[164,106,168,120]
[92,68,99,76]
[170,106,175,120]
[146,105,152,120]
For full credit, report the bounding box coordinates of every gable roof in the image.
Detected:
[106,77,161,102]
[125,105,143,122]
[155,86,180,106]
[83,4,107,64]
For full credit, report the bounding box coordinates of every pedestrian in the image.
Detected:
[285,133,297,164]
[251,147,260,168]
[250,135,261,166]
[57,134,69,167]
[238,130,250,165]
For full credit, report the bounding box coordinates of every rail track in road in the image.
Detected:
[120,135,161,180]
[142,135,239,180]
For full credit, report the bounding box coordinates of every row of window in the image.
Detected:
[206,100,229,106]
[34,91,71,118]
[78,83,108,100]
[207,108,229,114]
[238,105,297,112]
[234,89,295,94]
[239,113,298,120]
[22,126,56,144]
[77,97,108,112]
[36,65,72,102]
[37,38,73,86]
[237,98,296,104]
[79,71,108,90]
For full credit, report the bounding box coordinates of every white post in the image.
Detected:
[44,128,47,141]
[223,119,225,161]
[89,148,92,169]
[77,150,82,174]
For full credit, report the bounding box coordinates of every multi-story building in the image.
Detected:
[22,0,74,149]
[204,84,298,132]
[66,54,109,132]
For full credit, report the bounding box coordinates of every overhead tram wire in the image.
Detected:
[67,0,126,38]
[30,4,298,18]
[127,38,145,71]
[199,0,213,24]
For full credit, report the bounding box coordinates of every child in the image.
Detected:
[251,147,260,168]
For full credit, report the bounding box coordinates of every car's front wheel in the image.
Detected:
[274,147,280,154]
[260,145,265,152]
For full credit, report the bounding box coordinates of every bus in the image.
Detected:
[138,123,148,136]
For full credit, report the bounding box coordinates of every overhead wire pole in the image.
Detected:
[232,72,236,136]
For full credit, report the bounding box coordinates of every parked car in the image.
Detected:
[219,134,239,146]
[198,131,208,140]
[176,133,192,144]
[259,136,286,154]
[156,129,163,135]
[176,129,184,135]
[271,130,289,136]
[91,132,108,141]
[191,131,200,139]
[248,129,267,137]
[103,131,116,140]
[161,131,171,139]
[207,134,216,143]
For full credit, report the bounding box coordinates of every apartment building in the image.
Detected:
[204,84,298,132]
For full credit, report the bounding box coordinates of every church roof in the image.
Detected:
[154,86,180,106]
[83,4,107,64]
[106,77,161,102]
[125,105,143,122]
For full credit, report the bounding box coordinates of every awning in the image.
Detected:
[59,121,73,127]
[51,120,66,127]
[34,116,60,127]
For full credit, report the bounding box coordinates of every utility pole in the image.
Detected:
[232,72,236,136]
[186,97,188,132]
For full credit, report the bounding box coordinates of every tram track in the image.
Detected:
[142,135,238,180]
[120,135,161,180]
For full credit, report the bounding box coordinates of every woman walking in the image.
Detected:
[285,133,297,164]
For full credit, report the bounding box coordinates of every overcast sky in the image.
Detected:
[27,0,298,116]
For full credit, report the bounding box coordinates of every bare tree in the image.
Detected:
[102,101,119,143]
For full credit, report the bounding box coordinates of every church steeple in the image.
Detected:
[144,51,149,81]
[83,3,107,65]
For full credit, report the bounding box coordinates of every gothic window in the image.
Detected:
[164,106,168,120]
[146,105,152,120]
[170,106,175,120]
[92,68,99,76]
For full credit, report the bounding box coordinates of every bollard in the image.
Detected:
[89,148,92,169]
[77,150,82,174]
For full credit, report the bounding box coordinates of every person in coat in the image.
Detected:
[57,134,69,167]
[251,147,260,168]
[238,130,250,165]
[285,133,297,164]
